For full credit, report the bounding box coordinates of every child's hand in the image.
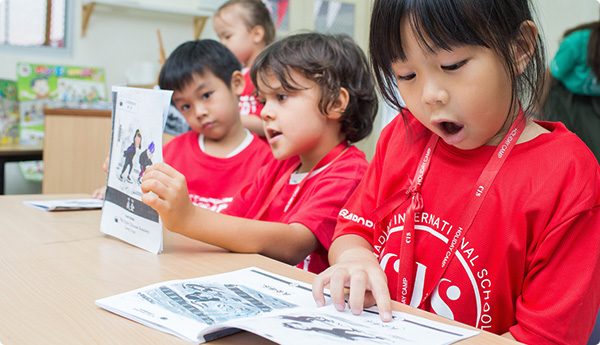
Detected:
[91,186,106,199]
[140,163,195,232]
[312,235,393,322]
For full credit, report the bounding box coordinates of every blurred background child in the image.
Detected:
[542,13,600,163]
[213,0,276,137]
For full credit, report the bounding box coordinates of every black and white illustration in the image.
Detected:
[100,86,172,254]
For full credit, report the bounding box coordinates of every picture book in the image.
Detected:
[100,86,172,254]
[16,62,107,144]
[0,79,20,144]
[96,267,479,345]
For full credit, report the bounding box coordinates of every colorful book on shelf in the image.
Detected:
[0,79,20,145]
[100,85,172,254]
[96,267,479,344]
[15,62,107,144]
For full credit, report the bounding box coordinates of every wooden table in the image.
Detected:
[0,143,44,194]
[0,194,518,344]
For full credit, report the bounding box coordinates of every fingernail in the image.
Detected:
[334,303,345,311]
[315,299,324,307]
[383,311,393,322]
[351,308,361,315]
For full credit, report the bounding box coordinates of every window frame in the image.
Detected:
[0,0,75,58]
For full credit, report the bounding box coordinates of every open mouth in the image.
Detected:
[440,121,464,135]
[266,128,282,139]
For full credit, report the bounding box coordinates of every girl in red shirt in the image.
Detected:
[313,0,600,344]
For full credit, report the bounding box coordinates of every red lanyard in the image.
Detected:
[372,112,526,306]
[253,140,349,221]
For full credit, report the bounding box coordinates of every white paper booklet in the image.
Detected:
[100,86,172,254]
[96,267,479,344]
[23,198,104,211]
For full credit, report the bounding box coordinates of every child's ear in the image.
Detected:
[512,20,538,75]
[327,87,350,120]
[250,25,265,45]
[230,71,246,96]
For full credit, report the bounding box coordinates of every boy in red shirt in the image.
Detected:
[158,39,273,213]
[141,33,378,274]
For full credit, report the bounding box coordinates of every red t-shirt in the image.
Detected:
[225,146,368,274]
[163,131,273,213]
[335,113,600,344]
[239,68,262,118]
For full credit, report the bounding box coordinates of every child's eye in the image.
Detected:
[179,104,190,111]
[201,92,212,100]
[442,60,467,71]
[397,73,416,81]
[276,94,288,102]
[257,98,266,106]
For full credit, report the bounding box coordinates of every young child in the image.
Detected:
[543,17,600,162]
[141,32,378,274]
[158,39,273,213]
[312,0,600,344]
[212,0,276,137]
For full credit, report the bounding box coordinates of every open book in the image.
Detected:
[95,267,479,344]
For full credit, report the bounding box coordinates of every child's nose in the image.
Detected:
[421,79,449,105]
[260,103,274,120]
[194,103,209,117]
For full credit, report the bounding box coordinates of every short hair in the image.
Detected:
[158,39,242,92]
[250,32,378,143]
[370,0,546,119]
[217,0,276,45]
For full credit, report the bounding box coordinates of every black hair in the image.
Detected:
[250,32,378,143]
[370,0,546,120]
[217,0,276,45]
[158,39,242,92]
[563,20,600,80]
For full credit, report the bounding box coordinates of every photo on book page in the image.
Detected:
[100,86,172,254]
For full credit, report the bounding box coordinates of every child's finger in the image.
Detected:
[347,270,369,315]
[369,275,393,322]
[328,269,350,312]
[312,271,331,307]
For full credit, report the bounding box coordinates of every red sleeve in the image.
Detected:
[510,205,600,344]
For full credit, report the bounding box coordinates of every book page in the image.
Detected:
[100,86,172,254]
[204,305,479,345]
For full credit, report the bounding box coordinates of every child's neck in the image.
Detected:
[202,121,248,158]
[296,133,347,174]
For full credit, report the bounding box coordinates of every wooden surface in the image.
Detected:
[0,142,44,156]
[42,108,112,194]
[0,194,518,345]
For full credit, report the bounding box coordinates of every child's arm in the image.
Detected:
[241,115,265,137]
[312,234,393,322]
[140,163,318,265]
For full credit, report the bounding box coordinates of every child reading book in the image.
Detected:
[213,0,276,137]
[312,0,600,344]
[141,32,378,274]
[157,39,274,212]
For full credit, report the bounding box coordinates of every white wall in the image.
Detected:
[534,0,599,61]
